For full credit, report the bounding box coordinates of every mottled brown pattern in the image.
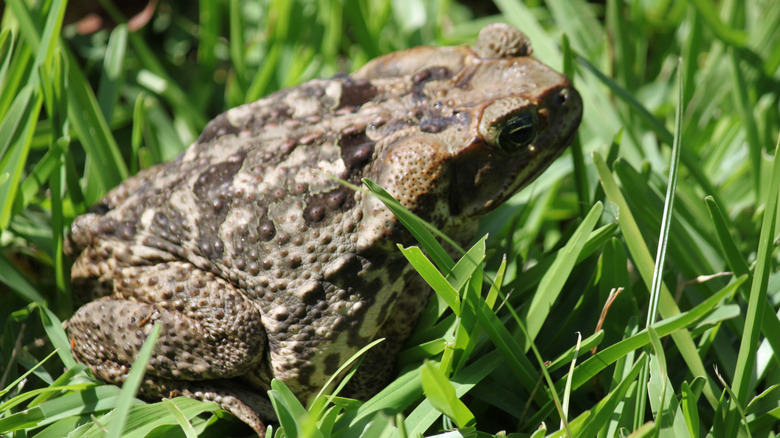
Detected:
[66,24,582,436]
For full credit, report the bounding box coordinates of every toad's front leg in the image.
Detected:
[68,261,272,435]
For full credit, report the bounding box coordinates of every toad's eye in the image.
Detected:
[497,113,537,151]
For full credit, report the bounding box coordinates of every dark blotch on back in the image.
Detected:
[411,67,452,101]
[302,188,355,226]
[327,253,408,347]
[419,114,452,133]
[198,113,242,143]
[194,153,246,202]
[338,129,375,172]
[420,108,469,134]
[338,78,377,108]
[193,153,246,259]
[323,353,342,375]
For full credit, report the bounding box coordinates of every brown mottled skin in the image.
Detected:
[66,24,582,435]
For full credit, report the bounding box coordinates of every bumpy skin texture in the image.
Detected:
[66,24,582,435]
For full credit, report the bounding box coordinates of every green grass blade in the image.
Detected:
[31,0,66,75]
[728,50,762,196]
[646,63,684,327]
[647,326,689,436]
[522,201,603,344]
[681,380,702,438]
[399,245,460,316]
[0,29,15,89]
[65,48,128,193]
[745,385,780,434]
[705,196,780,363]
[635,64,685,429]
[687,0,748,47]
[594,150,719,407]
[363,178,456,271]
[563,275,743,392]
[269,378,324,438]
[106,323,161,438]
[726,137,780,432]
[97,24,128,123]
[404,350,500,435]
[420,361,475,429]
[0,248,45,303]
[228,0,247,95]
[160,398,198,438]
[561,33,589,218]
[0,86,41,229]
[551,355,645,438]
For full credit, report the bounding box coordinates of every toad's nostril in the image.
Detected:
[557,89,569,106]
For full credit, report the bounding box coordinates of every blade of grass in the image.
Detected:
[726,137,780,433]
[0,385,123,432]
[106,323,162,438]
[681,379,703,438]
[561,33,589,218]
[399,246,461,316]
[0,86,42,229]
[636,63,685,429]
[645,63,684,328]
[594,149,720,408]
[269,378,323,438]
[97,24,128,123]
[420,361,475,429]
[562,275,743,393]
[687,0,748,47]
[580,57,724,209]
[161,398,198,438]
[0,29,15,90]
[363,178,456,272]
[549,354,645,438]
[64,46,129,190]
[405,350,501,435]
[522,201,603,345]
[197,1,220,73]
[561,332,582,429]
[705,196,780,366]
[647,326,689,436]
[30,0,66,75]
[228,0,247,95]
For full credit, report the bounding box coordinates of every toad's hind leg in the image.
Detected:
[140,376,273,436]
[68,261,271,433]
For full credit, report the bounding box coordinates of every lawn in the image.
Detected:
[0,0,778,437]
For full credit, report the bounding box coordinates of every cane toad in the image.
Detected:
[66,23,582,434]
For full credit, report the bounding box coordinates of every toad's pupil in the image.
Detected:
[499,113,537,150]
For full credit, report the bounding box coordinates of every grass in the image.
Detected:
[1,0,779,436]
